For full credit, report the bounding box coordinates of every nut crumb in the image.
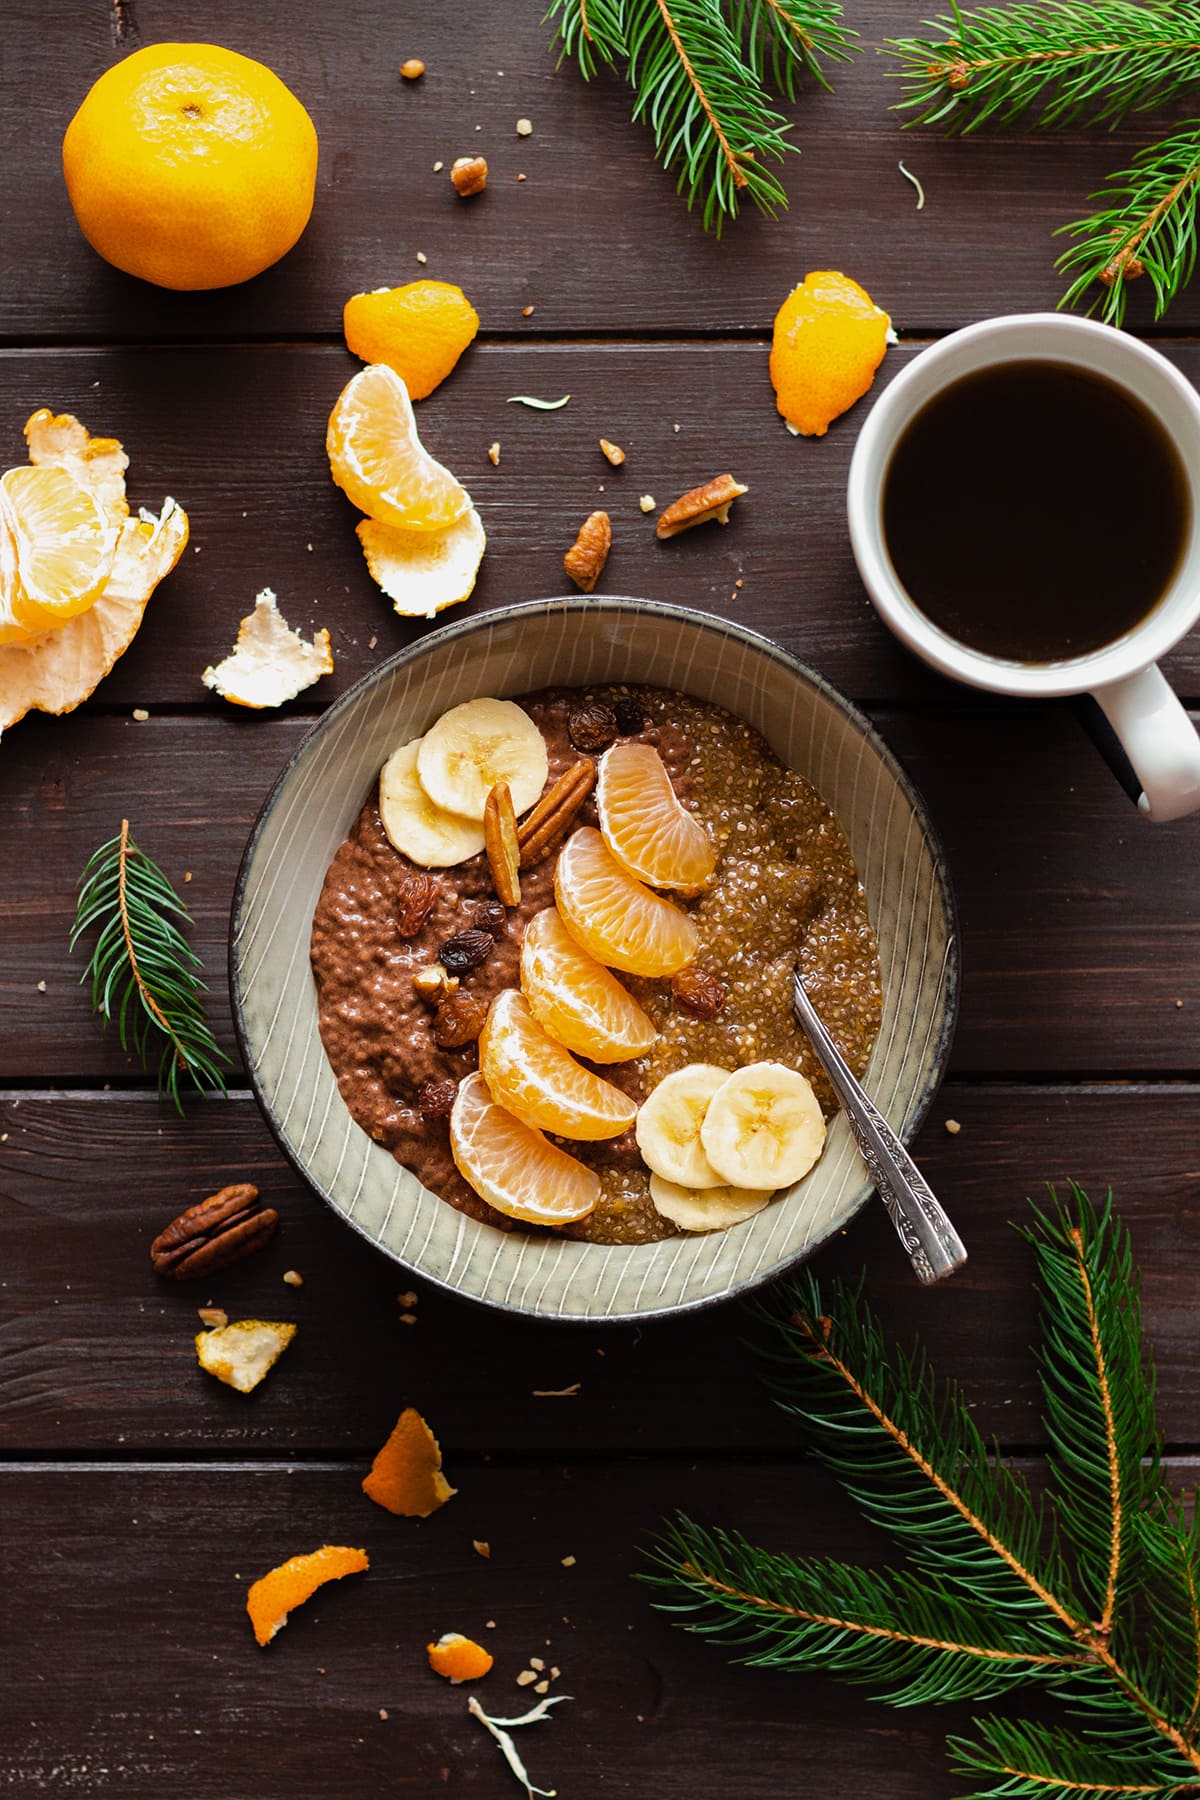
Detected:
[516,1669,538,1687]
[516,117,533,136]
[184,871,192,883]
[521,305,534,316]
[132,707,149,721]
[398,1290,419,1307]
[488,441,501,465]
[368,635,378,650]
[400,1311,418,1325]
[673,422,681,432]
[400,58,425,79]
[379,1706,390,1720]
[516,172,527,181]
[433,160,444,172]
[416,251,427,264]
[36,979,46,993]
[944,1118,962,1135]
[550,1666,560,1680]
[599,438,625,466]
[639,494,655,513]
[473,1539,491,1558]
[451,155,488,197]
[282,1269,303,1287]
[529,1657,545,1671]
[561,1555,576,1568]
[485,1619,496,1629]
[197,1306,228,1329]
[534,1679,549,1695]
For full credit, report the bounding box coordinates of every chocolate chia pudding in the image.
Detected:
[310,685,883,1246]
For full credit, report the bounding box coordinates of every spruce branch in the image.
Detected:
[888,3,1200,133]
[547,0,856,230]
[1056,122,1200,325]
[70,819,229,1111]
[646,1188,1200,1798]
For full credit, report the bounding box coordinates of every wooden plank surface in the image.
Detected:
[6,340,1200,711]
[14,1455,1187,1799]
[2,1,1192,339]
[3,1085,1198,1453]
[4,710,1197,1081]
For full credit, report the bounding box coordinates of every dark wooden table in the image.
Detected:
[3,4,1199,1793]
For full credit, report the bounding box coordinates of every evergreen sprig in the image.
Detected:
[545,0,856,230]
[70,820,229,1111]
[887,2,1200,323]
[646,1188,1200,1799]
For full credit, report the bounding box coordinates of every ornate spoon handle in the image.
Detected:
[791,970,967,1284]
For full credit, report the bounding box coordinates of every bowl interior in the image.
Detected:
[231,598,957,1321]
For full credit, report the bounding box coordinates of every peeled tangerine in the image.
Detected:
[363,1406,456,1517]
[202,588,333,708]
[247,1545,369,1647]
[0,409,188,736]
[450,1071,600,1226]
[770,272,891,438]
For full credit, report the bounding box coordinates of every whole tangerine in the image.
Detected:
[62,43,318,291]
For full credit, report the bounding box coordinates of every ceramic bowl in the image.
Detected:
[231,598,958,1322]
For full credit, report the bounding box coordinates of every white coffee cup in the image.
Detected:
[847,312,1200,822]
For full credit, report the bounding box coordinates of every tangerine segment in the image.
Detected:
[327,363,470,532]
[363,1406,456,1517]
[0,465,117,645]
[596,742,716,891]
[521,906,656,1063]
[246,1544,369,1647]
[555,827,698,979]
[479,988,636,1141]
[344,281,480,400]
[450,1071,600,1225]
[770,271,891,439]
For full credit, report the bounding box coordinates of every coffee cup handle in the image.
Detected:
[1090,667,1200,822]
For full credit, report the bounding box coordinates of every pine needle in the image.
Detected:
[1057,122,1200,326]
[70,820,229,1111]
[645,1187,1200,1798]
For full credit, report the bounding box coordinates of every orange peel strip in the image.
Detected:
[363,1405,457,1517]
[427,1632,495,1683]
[246,1544,369,1647]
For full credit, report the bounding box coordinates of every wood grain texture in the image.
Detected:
[3,1,1195,339]
[2,709,1196,1082]
[5,341,1200,712]
[3,1086,1198,1453]
[14,1455,1195,1799]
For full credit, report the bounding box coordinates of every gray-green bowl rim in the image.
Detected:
[230,595,961,1323]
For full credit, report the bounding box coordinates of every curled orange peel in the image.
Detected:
[362,1405,456,1517]
[246,1544,369,1647]
[427,1632,494,1683]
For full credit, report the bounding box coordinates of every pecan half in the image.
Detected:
[563,510,612,593]
[150,1185,278,1281]
[483,781,521,906]
[517,757,596,867]
[656,473,748,539]
[450,155,488,196]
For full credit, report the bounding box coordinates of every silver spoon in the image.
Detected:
[791,969,967,1284]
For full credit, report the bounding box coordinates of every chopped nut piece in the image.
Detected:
[398,1290,420,1307]
[561,1555,576,1567]
[534,1680,550,1695]
[451,155,488,197]
[416,251,427,264]
[517,758,596,867]
[488,441,501,465]
[400,1312,418,1326]
[945,1117,962,1135]
[517,172,527,182]
[433,160,444,171]
[656,472,748,539]
[599,438,625,467]
[132,706,149,721]
[197,1305,228,1329]
[639,494,656,513]
[400,57,425,79]
[550,1667,561,1680]
[433,990,488,1048]
[282,1269,303,1288]
[473,1539,491,1559]
[529,1657,545,1671]
[413,964,456,1004]
[484,782,522,906]
[521,305,534,316]
[563,510,612,594]
[516,117,533,136]
[516,1669,538,1687]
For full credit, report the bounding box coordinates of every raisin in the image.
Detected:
[395,867,437,938]
[613,695,645,736]
[671,967,729,1019]
[432,991,488,1048]
[473,898,508,938]
[439,928,494,974]
[417,1078,459,1119]
[567,700,618,753]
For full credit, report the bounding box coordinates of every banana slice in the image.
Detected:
[635,1063,730,1189]
[379,737,485,867]
[700,1061,826,1190]
[417,697,548,822]
[649,1174,775,1233]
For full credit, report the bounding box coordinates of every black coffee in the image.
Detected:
[881,360,1190,663]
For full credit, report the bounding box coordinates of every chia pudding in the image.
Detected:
[310,685,883,1246]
